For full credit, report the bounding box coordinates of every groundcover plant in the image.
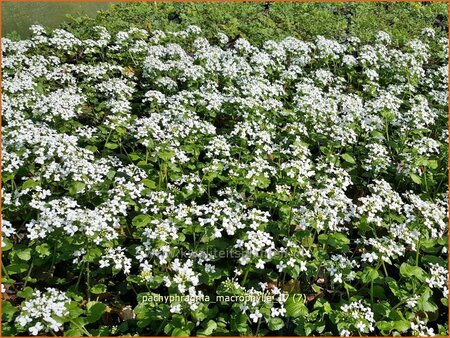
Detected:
[1,25,448,336]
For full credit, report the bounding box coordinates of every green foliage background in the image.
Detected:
[58,2,448,45]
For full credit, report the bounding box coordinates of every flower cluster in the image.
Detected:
[15,288,69,335]
[2,24,447,336]
[338,300,375,335]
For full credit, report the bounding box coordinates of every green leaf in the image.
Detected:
[141,179,156,189]
[255,175,271,189]
[267,317,285,331]
[327,233,350,249]
[285,295,308,318]
[301,236,314,248]
[106,170,116,180]
[21,179,40,190]
[392,320,411,333]
[164,323,174,335]
[372,301,390,317]
[35,243,51,257]
[1,322,16,336]
[360,267,379,284]
[230,313,248,334]
[158,150,175,161]
[341,153,356,164]
[2,238,12,251]
[65,328,83,336]
[6,263,29,275]
[372,285,386,299]
[376,321,393,334]
[69,181,86,194]
[70,317,89,329]
[17,286,34,299]
[427,160,438,169]
[132,214,151,227]
[171,314,186,328]
[409,172,422,185]
[386,278,406,299]
[198,320,217,335]
[172,328,191,336]
[85,247,102,263]
[105,142,119,149]
[15,249,32,261]
[85,145,98,153]
[129,152,141,161]
[66,301,85,318]
[344,282,356,294]
[90,284,107,295]
[66,287,84,301]
[399,263,426,282]
[86,301,107,324]
[417,288,438,312]
[317,234,328,244]
[2,301,18,322]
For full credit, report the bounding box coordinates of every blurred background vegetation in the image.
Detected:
[3,1,448,45]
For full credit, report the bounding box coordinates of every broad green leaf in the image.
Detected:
[2,301,17,322]
[21,179,40,190]
[158,150,175,161]
[341,153,356,164]
[65,328,83,336]
[198,320,217,335]
[141,179,156,189]
[17,286,34,299]
[360,267,379,284]
[85,247,102,263]
[285,295,308,318]
[230,313,248,334]
[172,327,191,336]
[327,233,349,249]
[409,173,422,185]
[69,181,86,194]
[91,284,107,294]
[132,214,151,227]
[105,142,119,149]
[2,238,12,251]
[399,263,426,282]
[15,248,32,261]
[35,243,51,257]
[7,263,29,275]
[267,317,285,331]
[66,301,85,318]
[86,301,107,323]
[427,160,438,169]
[393,320,412,332]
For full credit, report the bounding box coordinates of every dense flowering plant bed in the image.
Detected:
[1,25,448,336]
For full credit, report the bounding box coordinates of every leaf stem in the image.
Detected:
[23,260,34,288]
[255,317,262,336]
[70,319,91,336]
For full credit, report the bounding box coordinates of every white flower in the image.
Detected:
[299,261,307,272]
[340,329,351,337]
[356,321,366,332]
[170,304,181,314]
[333,273,343,284]
[249,309,263,323]
[256,259,265,269]
[29,322,44,336]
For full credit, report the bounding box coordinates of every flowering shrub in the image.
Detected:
[1,25,448,336]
